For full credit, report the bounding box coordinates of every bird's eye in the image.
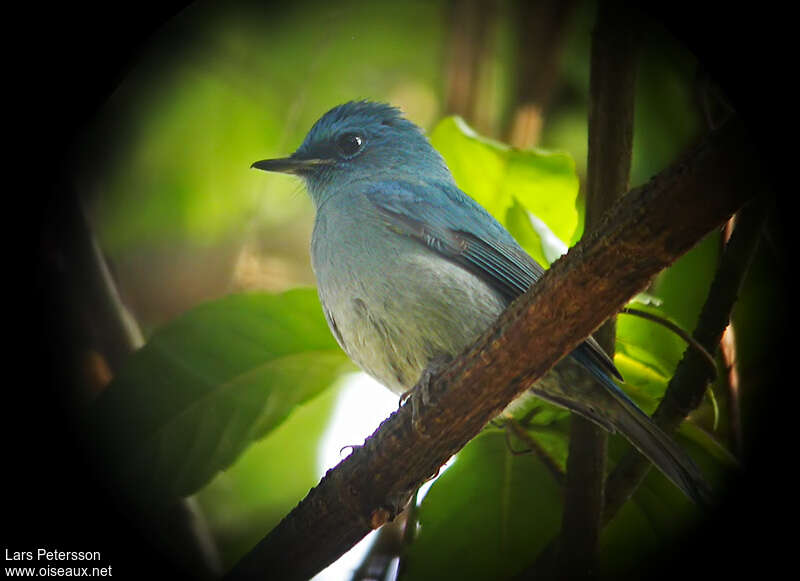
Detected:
[335,132,364,158]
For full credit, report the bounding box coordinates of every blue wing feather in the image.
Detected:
[365,180,623,384]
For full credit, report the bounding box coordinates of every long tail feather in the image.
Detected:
[537,350,712,505]
[603,387,712,505]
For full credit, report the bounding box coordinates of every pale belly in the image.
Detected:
[315,249,507,395]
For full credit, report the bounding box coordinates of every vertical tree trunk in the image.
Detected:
[557,2,639,578]
[444,0,498,121]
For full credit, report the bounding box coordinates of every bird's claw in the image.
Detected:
[399,354,453,436]
[339,443,363,456]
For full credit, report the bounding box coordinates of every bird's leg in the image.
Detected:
[400,354,453,434]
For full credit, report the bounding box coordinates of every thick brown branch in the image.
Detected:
[224,118,759,581]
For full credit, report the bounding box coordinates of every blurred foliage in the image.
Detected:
[88,0,445,253]
[91,289,351,499]
[194,379,349,569]
[80,0,446,327]
[75,0,779,579]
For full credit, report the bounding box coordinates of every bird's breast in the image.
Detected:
[310,205,506,394]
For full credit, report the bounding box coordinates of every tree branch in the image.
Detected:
[224,117,759,581]
[557,3,639,577]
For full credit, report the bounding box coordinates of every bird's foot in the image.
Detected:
[400,354,453,436]
[339,443,363,456]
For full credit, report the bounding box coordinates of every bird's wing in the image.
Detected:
[365,180,622,382]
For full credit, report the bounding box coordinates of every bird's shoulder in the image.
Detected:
[362,179,511,242]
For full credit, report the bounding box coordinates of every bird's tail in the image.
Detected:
[602,387,712,505]
[533,352,712,505]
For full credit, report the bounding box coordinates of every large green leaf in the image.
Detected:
[613,304,689,413]
[403,430,563,581]
[195,380,346,569]
[90,289,351,499]
[429,116,580,266]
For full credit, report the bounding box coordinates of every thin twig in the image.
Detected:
[620,307,718,378]
[721,322,742,456]
[719,214,743,457]
[349,516,405,581]
[395,489,420,580]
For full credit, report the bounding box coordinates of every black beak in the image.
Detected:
[250,157,332,174]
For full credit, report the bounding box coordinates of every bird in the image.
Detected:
[251,100,709,504]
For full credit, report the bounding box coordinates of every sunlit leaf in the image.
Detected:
[612,353,669,413]
[612,303,692,412]
[91,289,351,499]
[429,116,580,266]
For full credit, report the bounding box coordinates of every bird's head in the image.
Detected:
[252,101,453,205]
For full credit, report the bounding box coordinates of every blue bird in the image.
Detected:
[252,100,709,503]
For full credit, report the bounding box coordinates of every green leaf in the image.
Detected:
[429,116,580,266]
[404,430,563,581]
[613,304,689,412]
[195,380,345,569]
[91,289,351,499]
[650,234,720,333]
